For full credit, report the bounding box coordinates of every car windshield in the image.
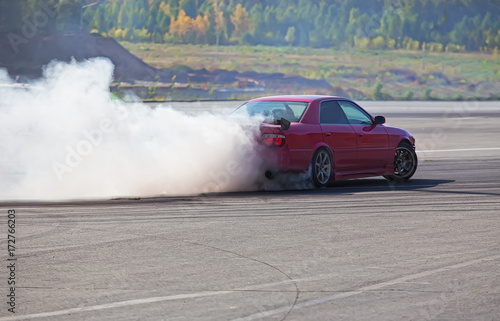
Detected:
[232,101,308,123]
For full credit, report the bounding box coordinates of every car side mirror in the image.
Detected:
[280,118,291,130]
[374,116,385,124]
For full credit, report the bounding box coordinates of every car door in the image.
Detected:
[337,100,390,169]
[319,100,358,170]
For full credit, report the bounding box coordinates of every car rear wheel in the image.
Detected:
[312,148,332,187]
[384,142,418,182]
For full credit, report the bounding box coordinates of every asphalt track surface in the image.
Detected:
[1,101,500,320]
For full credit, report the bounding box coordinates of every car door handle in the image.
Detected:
[357,133,364,137]
[325,133,332,136]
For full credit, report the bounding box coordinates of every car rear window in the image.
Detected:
[232,101,309,123]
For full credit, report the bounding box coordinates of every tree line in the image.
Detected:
[1,0,499,52]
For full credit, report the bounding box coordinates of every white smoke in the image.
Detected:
[0,58,264,200]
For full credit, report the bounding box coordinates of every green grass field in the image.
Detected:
[121,42,500,100]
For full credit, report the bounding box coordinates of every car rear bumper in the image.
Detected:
[260,146,313,173]
[260,147,290,171]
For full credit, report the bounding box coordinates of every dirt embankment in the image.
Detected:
[0,33,332,96]
[0,33,173,82]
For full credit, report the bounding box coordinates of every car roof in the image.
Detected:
[247,95,350,103]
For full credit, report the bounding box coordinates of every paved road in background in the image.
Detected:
[1,101,499,320]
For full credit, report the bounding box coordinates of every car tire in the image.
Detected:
[384,142,418,182]
[312,148,333,187]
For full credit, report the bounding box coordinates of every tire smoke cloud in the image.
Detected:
[0,58,263,200]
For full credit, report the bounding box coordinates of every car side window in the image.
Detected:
[287,103,308,121]
[320,100,349,124]
[338,101,373,125]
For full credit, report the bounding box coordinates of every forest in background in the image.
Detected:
[1,0,500,53]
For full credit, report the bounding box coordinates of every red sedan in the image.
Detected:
[232,95,417,187]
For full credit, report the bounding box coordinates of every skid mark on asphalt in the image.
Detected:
[231,253,500,321]
[3,253,499,321]
[190,242,300,321]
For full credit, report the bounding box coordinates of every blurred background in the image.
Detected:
[1,0,499,101]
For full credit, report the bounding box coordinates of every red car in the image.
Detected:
[232,95,417,187]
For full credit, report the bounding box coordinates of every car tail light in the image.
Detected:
[262,134,285,147]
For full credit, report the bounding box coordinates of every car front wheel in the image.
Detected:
[384,142,418,182]
[312,148,332,187]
